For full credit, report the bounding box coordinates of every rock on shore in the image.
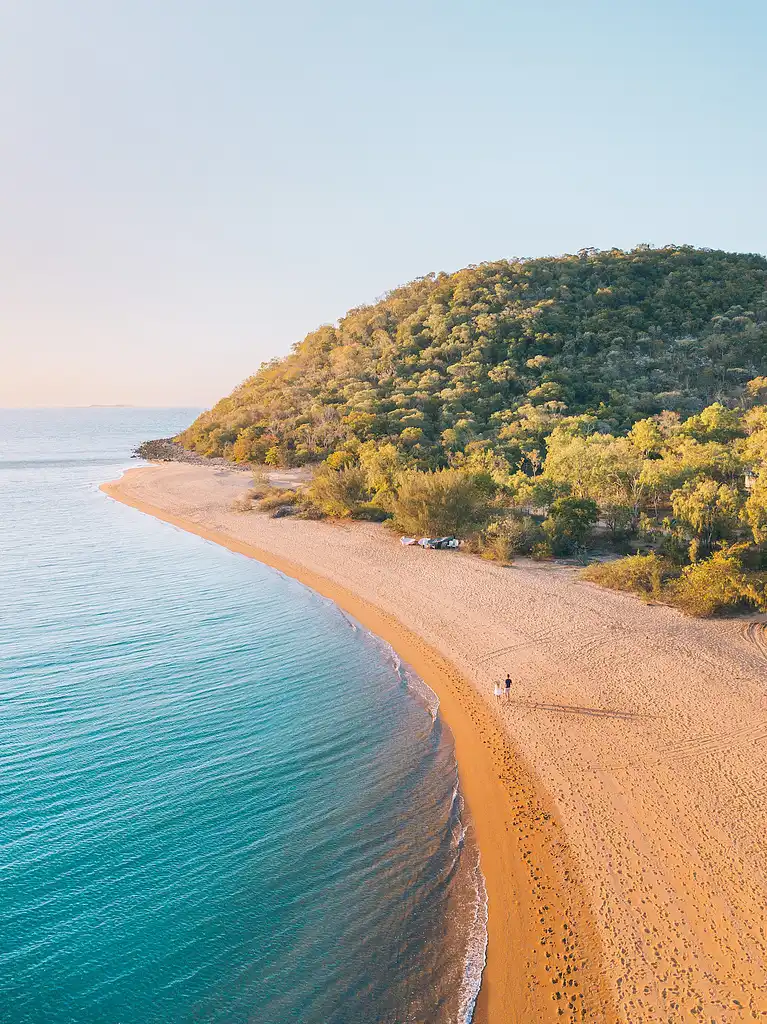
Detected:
[133,438,252,472]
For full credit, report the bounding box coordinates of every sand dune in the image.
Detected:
[103,463,767,1023]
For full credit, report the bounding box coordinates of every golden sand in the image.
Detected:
[102,463,767,1022]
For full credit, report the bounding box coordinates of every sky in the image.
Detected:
[1,0,765,408]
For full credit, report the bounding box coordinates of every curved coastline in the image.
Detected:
[101,469,617,1023]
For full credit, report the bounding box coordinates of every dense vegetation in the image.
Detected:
[180,245,767,469]
[183,245,767,615]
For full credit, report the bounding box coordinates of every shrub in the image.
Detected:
[655,527,692,565]
[602,503,634,538]
[457,532,483,555]
[249,469,272,499]
[581,553,681,598]
[231,493,254,513]
[530,542,554,560]
[308,465,370,517]
[480,514,544,561]
[350,502,391,522]
[292,502,326,520]
[666,547,767,617]
[391,469,492,536]
[542,497,599,555]
[257,489,300,512]
[506,514,545,554]
[481,532,515,564]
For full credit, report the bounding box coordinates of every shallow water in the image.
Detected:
[0,409,486,1024]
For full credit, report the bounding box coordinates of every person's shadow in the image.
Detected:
[515,700,649,721]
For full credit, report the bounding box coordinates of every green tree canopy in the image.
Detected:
[670,478,742,559]
[391,469,492,536]
[178,246,767,468]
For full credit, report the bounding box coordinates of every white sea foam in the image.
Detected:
[445,779,489,1023]
[284,587,486,1020]
[456,846,489,1024]
[363,625,487,1022]
[386,640,441,720]
[332,619,443,721]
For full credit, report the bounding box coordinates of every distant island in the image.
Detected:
[157,245,767,616]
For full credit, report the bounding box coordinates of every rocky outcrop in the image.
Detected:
[133,438,251,471]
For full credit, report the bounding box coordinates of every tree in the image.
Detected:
[232,426,268,464]
[507,471,565,512]
[670,478,741,560]
[357,442,407,507]
[745,377,767,405]
[668,546,766,616]
[543,430,645,523]
[450,446,513,490]
[628,418,664,456]
[265,444,289,467]
[177,247,767,472]
[543,497,599,554]
[744,471,767,545]
[392,469,492,536]
[307,466,370,517]
[680,402,745,443]
[639,440,744,512]
[542,428,601,498]
[741,419,767,467]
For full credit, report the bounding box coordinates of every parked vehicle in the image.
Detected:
[409,536,460,550]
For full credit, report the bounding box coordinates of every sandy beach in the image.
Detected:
[102,463,767,1023]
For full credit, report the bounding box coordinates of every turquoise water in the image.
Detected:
[0,409,486,1024]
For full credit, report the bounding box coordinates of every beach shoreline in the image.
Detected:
[101,469,616,1023]
[102,463,767,1022]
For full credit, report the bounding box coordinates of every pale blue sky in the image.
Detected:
[2,0,765,407]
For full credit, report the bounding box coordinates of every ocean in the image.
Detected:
[0,408,486,1024]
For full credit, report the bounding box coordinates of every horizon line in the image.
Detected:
[0,404,205,411]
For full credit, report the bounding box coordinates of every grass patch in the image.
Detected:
[581,553,681,599]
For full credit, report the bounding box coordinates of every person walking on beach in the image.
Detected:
[493,682,503,704]
[504,674,512,700]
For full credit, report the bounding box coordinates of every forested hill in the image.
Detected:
[179,246,767,468]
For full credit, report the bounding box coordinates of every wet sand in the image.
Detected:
[102,463,767,1023]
